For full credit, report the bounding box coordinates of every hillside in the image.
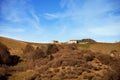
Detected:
[0,36,120,54]
[0,37,27,55]
[0,36,120,80]
[89,43,120,53]
[0,36,27,49]
[0,36,47,55]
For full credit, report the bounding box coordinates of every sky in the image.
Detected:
[0,0,120,43]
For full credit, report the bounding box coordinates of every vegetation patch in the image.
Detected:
[78,43,91,48]
[1,37,120,80]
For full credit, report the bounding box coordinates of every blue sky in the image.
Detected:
[0,0,120,43]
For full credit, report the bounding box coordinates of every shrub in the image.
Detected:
[0,65,10,80]
[0,42,11,65]
[96,53,112,65]
[54,68,60,73]
[39,65,49,73]
[46,44,59,55]
[10,55,20,65]
[82,50,95,61]
[23,44,34,54]
[32,47,46,60]
[96,53,120,80]
[0,67,6,77]
[66,44,78,50]
[110,50,119,57]
[51,59,63,67]
[25,73,38,80]
[23,44,46,60]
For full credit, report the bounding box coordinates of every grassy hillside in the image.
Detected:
[89,43,120,53]
[0,36,27,55]
[0,36,120,55]
[0,36,47,55]
[0,36,120,80]
[0,36,26,49]
[77,43,120,55]
[0,36,48,48]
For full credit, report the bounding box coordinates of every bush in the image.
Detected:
[66,44,78,50]
[23,44,47,61]
[96,53,112,65]
[0,65,10,80]
[0,42,11,65]
[0,67,6,77]
[46,44,59,55]
[96,53,120,80]
[10,55,20,66]
[82,50,95,61]
[110,50,119,57]
[23,44,34,54]
[32,47,46,60]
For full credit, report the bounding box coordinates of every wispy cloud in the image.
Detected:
[89,24,120,36]
[0,0,45,42]
[0,27,25,33]
[0,0,120,42]
[28,10,43,31]
[0,0,42,31]
[44,0,120,42]
[1,0,28,22]
[44,13,59,19]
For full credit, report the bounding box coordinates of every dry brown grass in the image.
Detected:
[1,36,120,80]
[0,36,47,56]
[0,42,11,65]
[1,36,120,55]
[89,43,120,53]
[0,37,26,49]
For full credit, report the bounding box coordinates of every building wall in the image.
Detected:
[68,40,78,44]
[51,40,59,44]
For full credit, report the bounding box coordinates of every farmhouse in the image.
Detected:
[51,40,59,44]
[68,40,79,44]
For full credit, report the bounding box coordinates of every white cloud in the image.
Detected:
[45,0,120,39]
[0,0,42,31]
[30,10,40,23]
[1,0,120,42]
[0,27,25,33]
[44,13,59,19]
[89,25,120,36]
[1,0,28,22]
[28,10,43,31]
